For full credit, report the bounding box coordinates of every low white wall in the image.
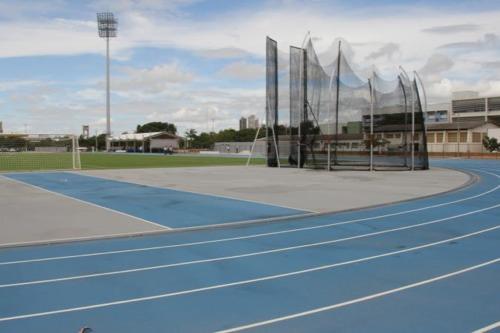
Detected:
[150,138,179,149]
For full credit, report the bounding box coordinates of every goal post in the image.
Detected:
[0,134,81,172]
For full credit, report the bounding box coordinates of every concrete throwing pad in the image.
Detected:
[1,165,469,246]
[4,172,306,232]
[0,176,165,246]
[81,165,471,213]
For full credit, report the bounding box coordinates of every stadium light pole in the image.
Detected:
[97,12,118,152]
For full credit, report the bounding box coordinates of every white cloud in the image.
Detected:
[422,24,481,34]
[365,43,400,60]
[420,54,454,81]
[2,1,500,133]
[76,88,105,101]
[0,80,43,92]
[218,61,264,80]
[196,48,250,59]
[112,63,194,94]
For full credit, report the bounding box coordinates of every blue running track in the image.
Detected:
[0,159,498,333]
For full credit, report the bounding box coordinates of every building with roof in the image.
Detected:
[109,132,180,153]
[426,120,499,154]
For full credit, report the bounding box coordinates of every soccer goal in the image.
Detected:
[0,134,81,172]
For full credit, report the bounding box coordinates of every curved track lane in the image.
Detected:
[0,159,498,333]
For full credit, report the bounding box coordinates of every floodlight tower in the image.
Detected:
[97,12,118,151]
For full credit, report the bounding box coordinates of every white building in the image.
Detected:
[426,120,499,154]
[425,92,500,124]
[109,132,180,153]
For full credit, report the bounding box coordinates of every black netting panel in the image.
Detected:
[372,73,410,169]
[289,46,306,167]
[413,79,429,170]
[303,39,331,168]
[335,51,371,168]
[266,36,428,171]
[266,37,278,167]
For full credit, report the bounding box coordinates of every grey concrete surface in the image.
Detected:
[81,166,470,213]
[0,176,165,247]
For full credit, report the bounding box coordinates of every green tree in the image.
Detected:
[483,135,499,152]
[136,122,177,134]
[192,132,216,149]
[79,134,107,151]
[216,129,237,142]
[184,129,198,148]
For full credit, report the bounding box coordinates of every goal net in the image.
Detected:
[0,134,81,172]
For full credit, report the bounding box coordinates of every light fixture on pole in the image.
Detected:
[96,12,118,152]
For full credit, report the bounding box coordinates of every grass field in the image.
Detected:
[0,152,265,172]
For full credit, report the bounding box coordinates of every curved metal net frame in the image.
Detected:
[266,36,428,170]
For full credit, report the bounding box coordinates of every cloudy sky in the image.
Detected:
[0,0,499,135]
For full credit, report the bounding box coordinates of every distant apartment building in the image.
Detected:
[0,121,3,134]
[82,125,90,139]
[239,117,247,130]
[247,115,259,129]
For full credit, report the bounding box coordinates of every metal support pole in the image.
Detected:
[297,141,301,168]
[72,136,76,170]
[369,77,374,171]
[411,80,415,171]
[327,143,331,171]
[105,36,111,151]
[75,136,81,169]
[297,33,310,169]
[271,125,280,168]
[246,126,261,167]
[334,41,341,166]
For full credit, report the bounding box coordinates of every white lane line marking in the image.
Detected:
[469,168,499,178]
[0,229,168,249]
[1,183,498,266]
[1,174,171,230]
[472,321,500,333]
[217,258,500,333]
[0,225,498,322]
[73,171,315,213]
[1,205,499,288]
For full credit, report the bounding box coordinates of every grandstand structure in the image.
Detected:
[265,36,429,170]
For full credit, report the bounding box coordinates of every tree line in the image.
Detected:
[77,122,267,150]
[181,127,266,149]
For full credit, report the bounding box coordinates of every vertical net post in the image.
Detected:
[369,77,374,171]
[290,46,307,168]
[398,75,409,169]
[266,37,279,167]
[411,78,415,171]
[412,78,429,169]
[246,126,261,167]
[300,48,307,168]
[334,41,342,166]
[75,135,81,169]
[72,136,76,170]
